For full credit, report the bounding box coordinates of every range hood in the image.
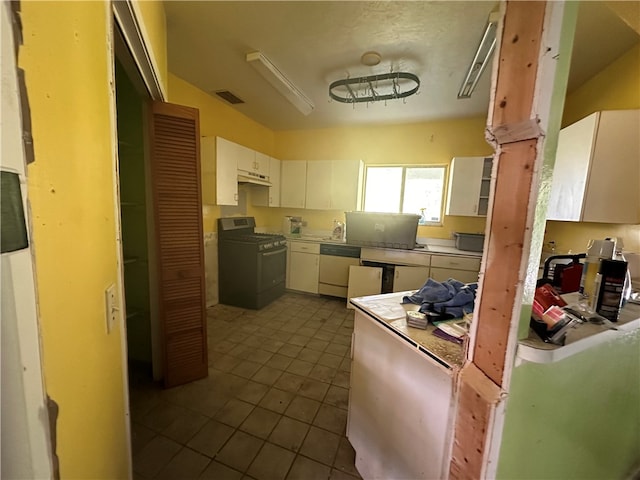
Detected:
[237,170,272,187]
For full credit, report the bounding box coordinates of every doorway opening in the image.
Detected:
[114,22,160,385]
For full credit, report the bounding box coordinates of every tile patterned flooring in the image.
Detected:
[130,292,363,480]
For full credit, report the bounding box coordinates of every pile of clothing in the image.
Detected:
[402,278,478,320]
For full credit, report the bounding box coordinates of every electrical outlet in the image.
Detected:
[105,284,118,334]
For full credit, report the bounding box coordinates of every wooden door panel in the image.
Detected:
[149,101,207,388]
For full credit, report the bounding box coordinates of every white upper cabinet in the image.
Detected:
[252,157,281,207]
[213,136,238,206]
[280,160,307,208]
[547,110,640,223]
[235,143,257,174]
[446,156,493,217]
[305,160,363,211]
[331,160,364,211]
[252,151,271,178]
[305,160,333,210]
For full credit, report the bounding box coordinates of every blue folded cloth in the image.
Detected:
[402,278,478,319]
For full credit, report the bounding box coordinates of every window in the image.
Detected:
[363,165,446,224]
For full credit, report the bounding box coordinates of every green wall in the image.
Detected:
[497,329,640,479]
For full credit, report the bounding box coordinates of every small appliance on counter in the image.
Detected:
[283,216,302,235]
[579,237,632,317]
[579,238,616,308]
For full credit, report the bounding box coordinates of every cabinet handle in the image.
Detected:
[377,271,382,279]
[395,270,399,279]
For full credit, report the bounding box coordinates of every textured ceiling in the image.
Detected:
[164,1,639,131]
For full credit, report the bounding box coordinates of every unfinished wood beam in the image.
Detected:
[449,363,502,480]
[473,139,536,383]
[449,1,559,478]
[478,0,547,387]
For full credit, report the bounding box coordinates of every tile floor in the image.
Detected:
[129,292,363,480]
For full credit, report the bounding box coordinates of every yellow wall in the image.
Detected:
[546,43,640,254]
[133,0,168,96]
[168,71,491,238]
[20,2,129,478]
[167,73,275,231]
[271,119,492,238]
[562,44,640,126]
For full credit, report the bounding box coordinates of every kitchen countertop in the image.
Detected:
[350,290,640,369]
[517,292,640,363]
[284,234,483,258]
[350,291,465,370]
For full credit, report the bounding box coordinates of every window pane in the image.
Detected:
[364,167,402,213]
[402,167,445,223]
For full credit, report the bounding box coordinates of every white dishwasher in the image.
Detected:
[318,244,361,298]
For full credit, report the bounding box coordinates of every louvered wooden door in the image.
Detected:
[149,101,207,388]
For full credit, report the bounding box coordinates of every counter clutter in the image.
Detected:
[350,291,467,369]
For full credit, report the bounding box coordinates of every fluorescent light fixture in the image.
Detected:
[458,12,500,99]
[246,51,315,115]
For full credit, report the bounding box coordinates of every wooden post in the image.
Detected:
[449,1,573,478]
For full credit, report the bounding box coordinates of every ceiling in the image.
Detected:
[164,1,639,131]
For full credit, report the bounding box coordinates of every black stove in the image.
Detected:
[218,217,287,309]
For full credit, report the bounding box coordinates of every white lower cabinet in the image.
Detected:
[288,242,319,294]
[346,266,382,309]
[392,266,430,292]
[430,255,481,284]
[348,311,455,479]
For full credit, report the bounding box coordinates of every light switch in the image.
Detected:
[105,284,118,333]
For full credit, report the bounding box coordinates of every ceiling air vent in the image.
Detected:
[215,90,245,105]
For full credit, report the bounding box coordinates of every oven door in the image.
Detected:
[258,246,287,291]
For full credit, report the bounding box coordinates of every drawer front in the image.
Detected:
[430,267,479,284]
[430,255,480,271]
[290,241,320,254]
[360,248,430,267]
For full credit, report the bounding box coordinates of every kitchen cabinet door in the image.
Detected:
[331,160,364,211]
[305,160,332,210]
[346,265,382,309]
[236,143,257,173]
[305,160,363,211]
[280,160,307,208]
[254,151,270,178]
[547,110,640,223]
[252,157,281,207]
[288,241,320,294]
[214,136,238,205]
[445,156,492,216]
[392,266,430,292]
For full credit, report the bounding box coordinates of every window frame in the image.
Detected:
[361,164,448,226]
